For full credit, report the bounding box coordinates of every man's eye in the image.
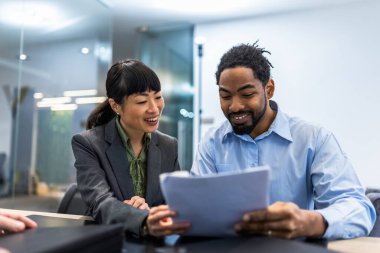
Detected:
[155,96,162,100]
[220,94,231,100]
[242,93,254,97]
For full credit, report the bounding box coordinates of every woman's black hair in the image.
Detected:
[86,59,161,129]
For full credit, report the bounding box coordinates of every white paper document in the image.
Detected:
[159,166,270,236]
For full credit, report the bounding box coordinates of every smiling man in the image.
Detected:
[191,43,375,240]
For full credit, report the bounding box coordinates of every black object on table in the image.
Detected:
[0,216,123,253]
[124,234,335,253]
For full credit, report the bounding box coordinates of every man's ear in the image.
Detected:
[265,79,275,99]
[108,98,120,114]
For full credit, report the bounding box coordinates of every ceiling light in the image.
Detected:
[33,92,43,99]
[41,97,72,103]
[64,89,97,97]
[38,97,72,108]
[51,104,78,111]
[19,54,28,61]
[81,47,90,55]
[75,96,107,104]
[194,36,206,45]
[0,2,63,28]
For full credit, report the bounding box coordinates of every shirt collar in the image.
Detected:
[221,100,293,142]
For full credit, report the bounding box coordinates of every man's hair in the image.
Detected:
[215,42,273,86]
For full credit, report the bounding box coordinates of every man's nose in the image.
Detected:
[229,97,244,112]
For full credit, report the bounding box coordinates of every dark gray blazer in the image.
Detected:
[71,117,180,237]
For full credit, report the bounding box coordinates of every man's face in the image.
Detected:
[218,67,268,136]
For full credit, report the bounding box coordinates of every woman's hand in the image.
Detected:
[0,209,37,234]
[146,205,190,237]
[124,196,150,210]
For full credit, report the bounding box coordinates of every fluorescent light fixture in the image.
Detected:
[41,97,72,103]
[51,104,78,111]
[75,96,107,104]
[37,101,53,108]
[37,97,72,108]
[0,2,62,28]
[33,92,44,99]
[64,89,98,97]
[149,0,255,14]
[81,47,90,55]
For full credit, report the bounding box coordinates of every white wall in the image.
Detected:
[194,0,380,187]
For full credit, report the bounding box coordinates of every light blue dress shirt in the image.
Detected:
[191,101,375,239]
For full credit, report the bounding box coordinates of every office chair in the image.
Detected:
[57,183,88,215]
[0,153,6,185]
[367,191,380,237]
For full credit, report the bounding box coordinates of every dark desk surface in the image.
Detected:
[3,212,379,253]
[0,225,124,253]
[124,235,335,253]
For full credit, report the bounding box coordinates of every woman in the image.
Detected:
[72,59,189,238]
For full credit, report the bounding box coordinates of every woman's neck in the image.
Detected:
[120,119,145,157]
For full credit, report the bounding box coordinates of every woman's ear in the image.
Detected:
[265,79,275,99]
[108,98,120,114]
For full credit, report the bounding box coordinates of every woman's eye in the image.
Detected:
[155,96,162,100]
[137,101,147,104]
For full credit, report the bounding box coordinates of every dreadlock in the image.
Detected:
[215,41,273,86]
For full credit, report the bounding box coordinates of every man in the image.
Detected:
[191,43,375,239]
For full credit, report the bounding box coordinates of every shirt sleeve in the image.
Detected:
[311,129,376,239]
[190,131,218,175]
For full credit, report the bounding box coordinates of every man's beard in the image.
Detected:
[228,100,267,135]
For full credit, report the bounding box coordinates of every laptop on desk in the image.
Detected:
[27,214,95,227]
[0,224,124,253]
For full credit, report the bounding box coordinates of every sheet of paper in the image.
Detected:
[159,166,270,236]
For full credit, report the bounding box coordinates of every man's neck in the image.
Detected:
[250,102,277,139]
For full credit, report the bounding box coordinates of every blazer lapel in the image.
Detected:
[104,118,135,200]
[145,132,162,205]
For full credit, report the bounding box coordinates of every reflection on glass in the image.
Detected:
[0,0,112,210]
[139,26,194,171]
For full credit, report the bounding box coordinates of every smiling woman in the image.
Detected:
[72,59,190,238]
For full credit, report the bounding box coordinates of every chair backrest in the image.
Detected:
[367,191,380,237]
[57,183,88,215]
[0,153,6,185]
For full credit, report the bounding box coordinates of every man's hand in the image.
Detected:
[124,196,149,210]
[146,205,190,237]
[235,202,327,239]
[0,209,37,234]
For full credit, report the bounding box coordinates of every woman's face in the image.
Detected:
[111,90,164,137]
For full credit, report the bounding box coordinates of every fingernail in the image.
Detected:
[243,214,250,222]
[15,221,25,231]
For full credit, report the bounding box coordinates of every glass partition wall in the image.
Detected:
[139,27,194,170]
[0,0,112,210]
